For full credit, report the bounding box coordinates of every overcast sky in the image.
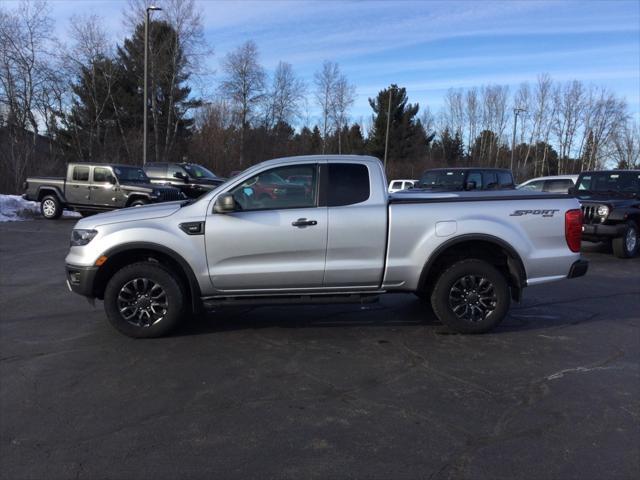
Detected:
[25,0,640,122]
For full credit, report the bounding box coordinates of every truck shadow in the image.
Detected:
[173,295,605,337]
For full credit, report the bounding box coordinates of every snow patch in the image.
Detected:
[0,194,80,222]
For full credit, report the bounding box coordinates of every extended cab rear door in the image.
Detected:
[322,161,387,288]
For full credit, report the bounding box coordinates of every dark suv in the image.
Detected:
[573,170,640,258]
[417,168,515,192]
[144,162,226,198]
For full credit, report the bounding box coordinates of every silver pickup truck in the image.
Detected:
[64,155,588,338]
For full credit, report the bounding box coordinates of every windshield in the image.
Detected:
[577,172,640,194]
[182,164,218,179]
[419,170,466,189]
[113,166,149,183]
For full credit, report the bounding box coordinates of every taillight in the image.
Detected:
[565,209,583,252]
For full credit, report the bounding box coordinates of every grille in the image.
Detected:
[581,204,598,224]
[158,189,184,202]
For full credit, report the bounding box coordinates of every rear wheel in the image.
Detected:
[430,259,510,334]
[104,262,185,338]
[40,195,62,219]
[612,221,639,258]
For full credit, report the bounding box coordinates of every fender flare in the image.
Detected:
[418,233,527,293]
[100,241,202,311]
[37,186,66,204]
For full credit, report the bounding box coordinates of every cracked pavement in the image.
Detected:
[1,218,639,479]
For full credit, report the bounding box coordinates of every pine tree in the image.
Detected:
[116,20,201,163]
[367,85,427,167]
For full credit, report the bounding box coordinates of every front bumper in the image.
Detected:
[567,259,589,279]
[65,264,99,297]
[582,223,626,240]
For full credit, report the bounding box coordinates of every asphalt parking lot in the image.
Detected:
[1,218,639,480]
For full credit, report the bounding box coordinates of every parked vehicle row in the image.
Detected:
[388,168,639,259]
[23,163,186,219]
[388,168,515,193]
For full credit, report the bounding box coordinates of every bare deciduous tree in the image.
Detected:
[330,74,355,154]
[265,61,306,128]
[219,40,266,167]
[0,0,59,193]
[314,60,340,153]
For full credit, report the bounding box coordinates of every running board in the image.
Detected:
[202,292,383,309]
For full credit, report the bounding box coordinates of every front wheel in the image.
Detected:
[40,195,62,219]
[612,221,638,258]
[430,259,510,334]
[129,199,149,207]
[103,262,185,338]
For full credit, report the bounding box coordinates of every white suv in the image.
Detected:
[388,179,417,193]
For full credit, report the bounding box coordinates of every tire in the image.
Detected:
[612,221,639,258]
[103,262,185,338]
[430,259,510,334]
[78,210,95,217]
[40,195,62,219]
[129,199,149,207]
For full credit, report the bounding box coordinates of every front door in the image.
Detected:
[90,166,122,207]
[205,163,327,293]
[65,165,91,205]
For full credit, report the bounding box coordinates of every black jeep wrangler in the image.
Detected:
[144,162,226,199]
[573,170,640,258]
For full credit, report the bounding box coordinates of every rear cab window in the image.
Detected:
[544,179,573,193]
[483,171,498,190]
[328,163,370,207]
[72,166,90,182]
[498,171,514,188]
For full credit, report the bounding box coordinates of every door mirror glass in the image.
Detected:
[109,175,117,185]
[464,180,476,191]
[214,193,237,213]
[174,171,188,181]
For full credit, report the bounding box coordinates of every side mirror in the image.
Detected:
[109,176,117,185]
[213,193,237,213]
[174,172,188,182]
[568,186,576,195]
[465,180,477,191]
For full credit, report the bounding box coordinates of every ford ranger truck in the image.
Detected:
[64,155,588,338]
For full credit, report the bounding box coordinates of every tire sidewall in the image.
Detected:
[431,259,510,334]
[104,262,184,338]
[624,223,638,257]
[40,195,62,219]
[129,199,149,207]
[613,221,639,258]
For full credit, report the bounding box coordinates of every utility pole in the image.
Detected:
[510,107,526,178]
[143,5,162,165]
[383,87,394,172]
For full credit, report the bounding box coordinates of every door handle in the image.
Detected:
[292,218,317,228]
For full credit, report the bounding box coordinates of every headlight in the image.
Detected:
[596,205,609,217]
[70,229,98,246]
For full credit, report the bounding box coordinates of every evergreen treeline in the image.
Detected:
[1,0,638,194]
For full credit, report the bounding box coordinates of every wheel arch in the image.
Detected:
[93,242,202,313]
[418,234,527,301]
[125,194,151,206]
[37,186,65,204]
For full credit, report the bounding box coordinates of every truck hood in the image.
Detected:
[576,193,638,207]
[75,201,183,228]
